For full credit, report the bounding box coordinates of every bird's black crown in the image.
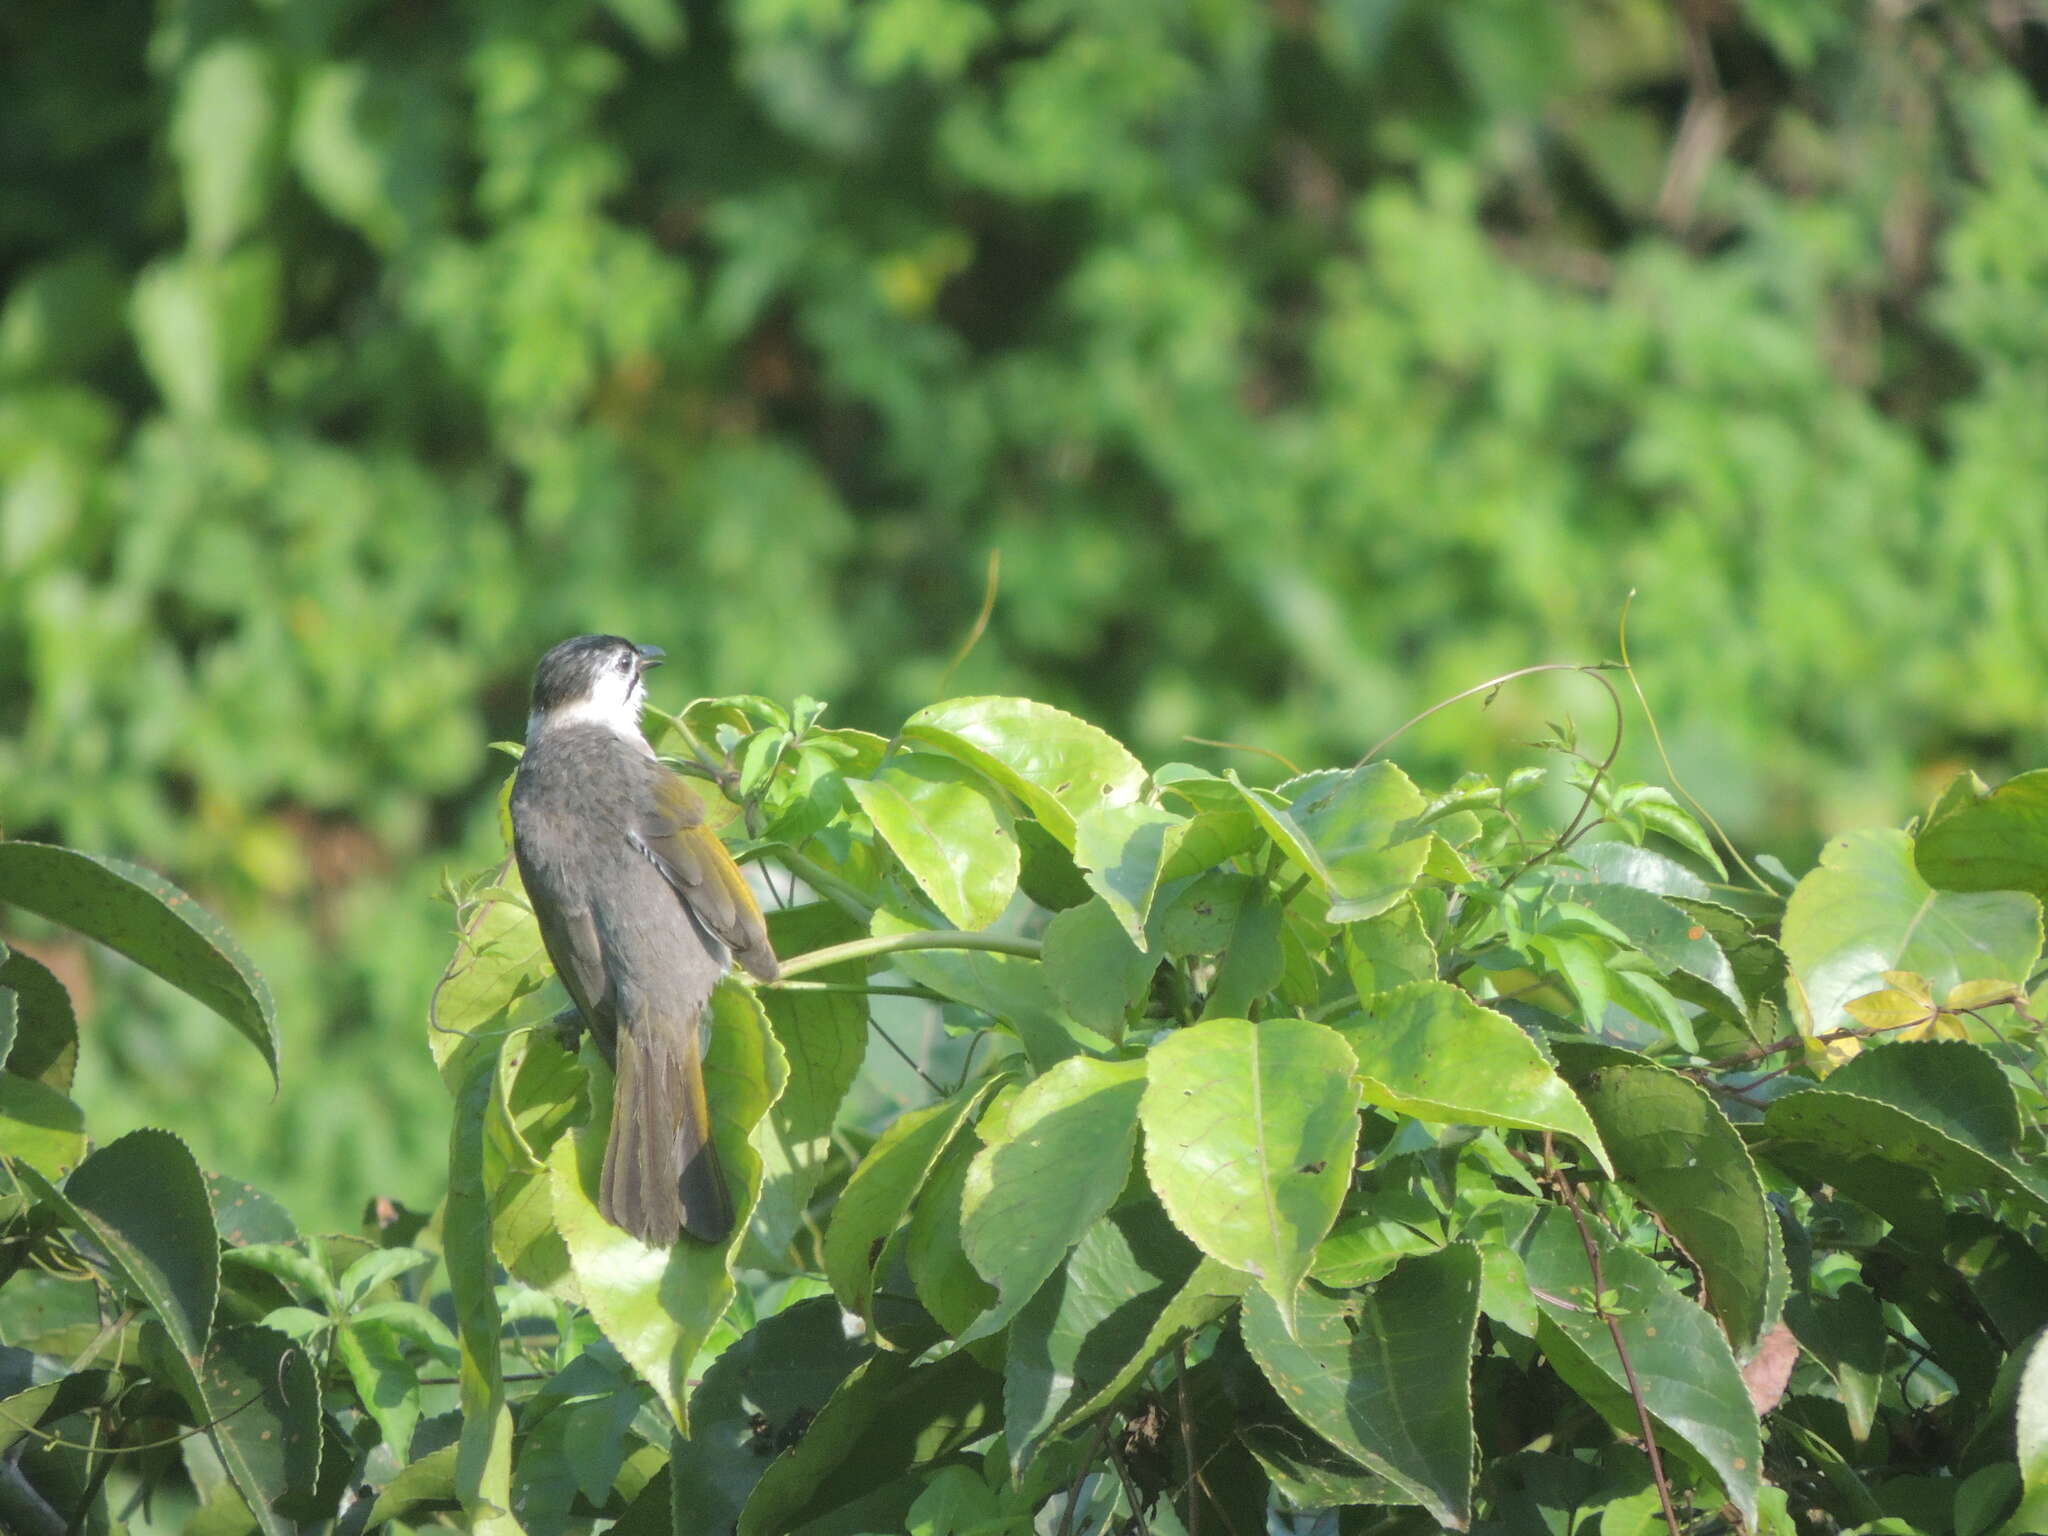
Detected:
[529,634,659,712]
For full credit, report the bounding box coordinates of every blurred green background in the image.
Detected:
[3,0,2046,1227]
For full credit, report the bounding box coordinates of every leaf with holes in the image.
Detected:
[1140,1016,1360,1332]
[1241,1243,1481,1529]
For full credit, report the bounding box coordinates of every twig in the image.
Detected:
[1184,737,1302,776]
[775,930,1042,978]
[1616,591,1772,894]
[1105,1426,1152,1535]
[767,981,950,1003]
[870,1016,945,1096]
[765,845,878,922]
[1356,661,1621,769]
[936,549,1002,697]
[1175,1340,1200,1536]
[1545,1133,1684,1536]
[1057,1420,1114,1536]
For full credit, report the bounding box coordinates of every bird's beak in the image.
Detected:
[634,644,666,671]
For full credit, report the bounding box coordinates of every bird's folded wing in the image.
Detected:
[533,896,611,1027]
[630,770,781,981]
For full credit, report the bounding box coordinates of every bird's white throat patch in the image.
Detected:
[528,665,648,744]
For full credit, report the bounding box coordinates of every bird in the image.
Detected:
[508,635,778,1245]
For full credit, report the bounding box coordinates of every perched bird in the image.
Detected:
[509,635,778,1244]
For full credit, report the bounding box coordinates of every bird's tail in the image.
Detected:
[601,1008,733,1246]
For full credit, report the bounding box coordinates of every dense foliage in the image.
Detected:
[4,686,2047,1534]
[5,1,2048,1221]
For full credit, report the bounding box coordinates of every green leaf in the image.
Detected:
[825,1080,996,1329]
[850,754,1018,931]
[1200,884,1286,1020]
[1140,1016,1360,1331]
[1763,1042,2048,1217]
[1334,982,1611,1176]
[428,873,553,1076]
[1916,768,2048,900]
[547,979,786,1433]
[20,1129,219,1392]
[1232,764,1430,923]
[871,907,1085,1068]
[1042,897,1157,1039]
[738,1348,1000,1536]
[1782,829,2041,1039]
[1072,800,1184,944]
[1668,897,1788,1030]
[1240,1243,1482,1528]
[959,1056,1148,1342]
[0,842,279,1085]
[1004,1203,1198,1471]
[2012,1328,2048,1536]
[903,696,1146,848]
[206,1173,297,1247]
[1561,842,1712,900]
[1826,1038,2022,1154]
[1343,899,1439,998]
[129,246,279,418]
[1520,1207,1763,1524]
[905,1134,996,1335]
[1016,818,1094,911]
[755,903,868,1266]
[1786,1285,1885,1442]
[337,1246,434,1311]
[442,1031,523,1536]
[1555,1043,1780,1351]
[193,1323,324,1532]
[222,1242,340,1309]
[171,37,279,256]
[0,948,77,1089]
[1243,1417,1409,1512]
[337,1317,423,1464]
[0,1073,84,1181]
[1049,1258,1251,1436]
[668,1297,880,1534]
[1569,884,1744,1014]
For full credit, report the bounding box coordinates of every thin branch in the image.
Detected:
[1183,736,1302,776]
[764,845,878,922]
[937,548,1002,697]
[870,1018,945,1096]
[1616,591,1772,895]
[767,981,951,1003]
[1544,1133,1684,1536]
[774,930,1042,979]
[1176,1341,1200,1536]
[1356,661,1621,769]
[1105,1429,1152,1536]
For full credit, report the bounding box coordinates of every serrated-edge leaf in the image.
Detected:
[0,842,279,1085]
[957,1056,1147,1343]
[1521,1207,1762,1524]
[903,696,1145,848]
[825,1079,1000,1326]
[19,1128,219,1387]
[1557,1044,1779,1350]
[1140,1017,1361,1333]
[194,1322,323,1535]
[1050,1258,1250,1436]
[444,1030,526,1536]
[1240,1243,1482,1529]
[1337,982,1612,1176]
